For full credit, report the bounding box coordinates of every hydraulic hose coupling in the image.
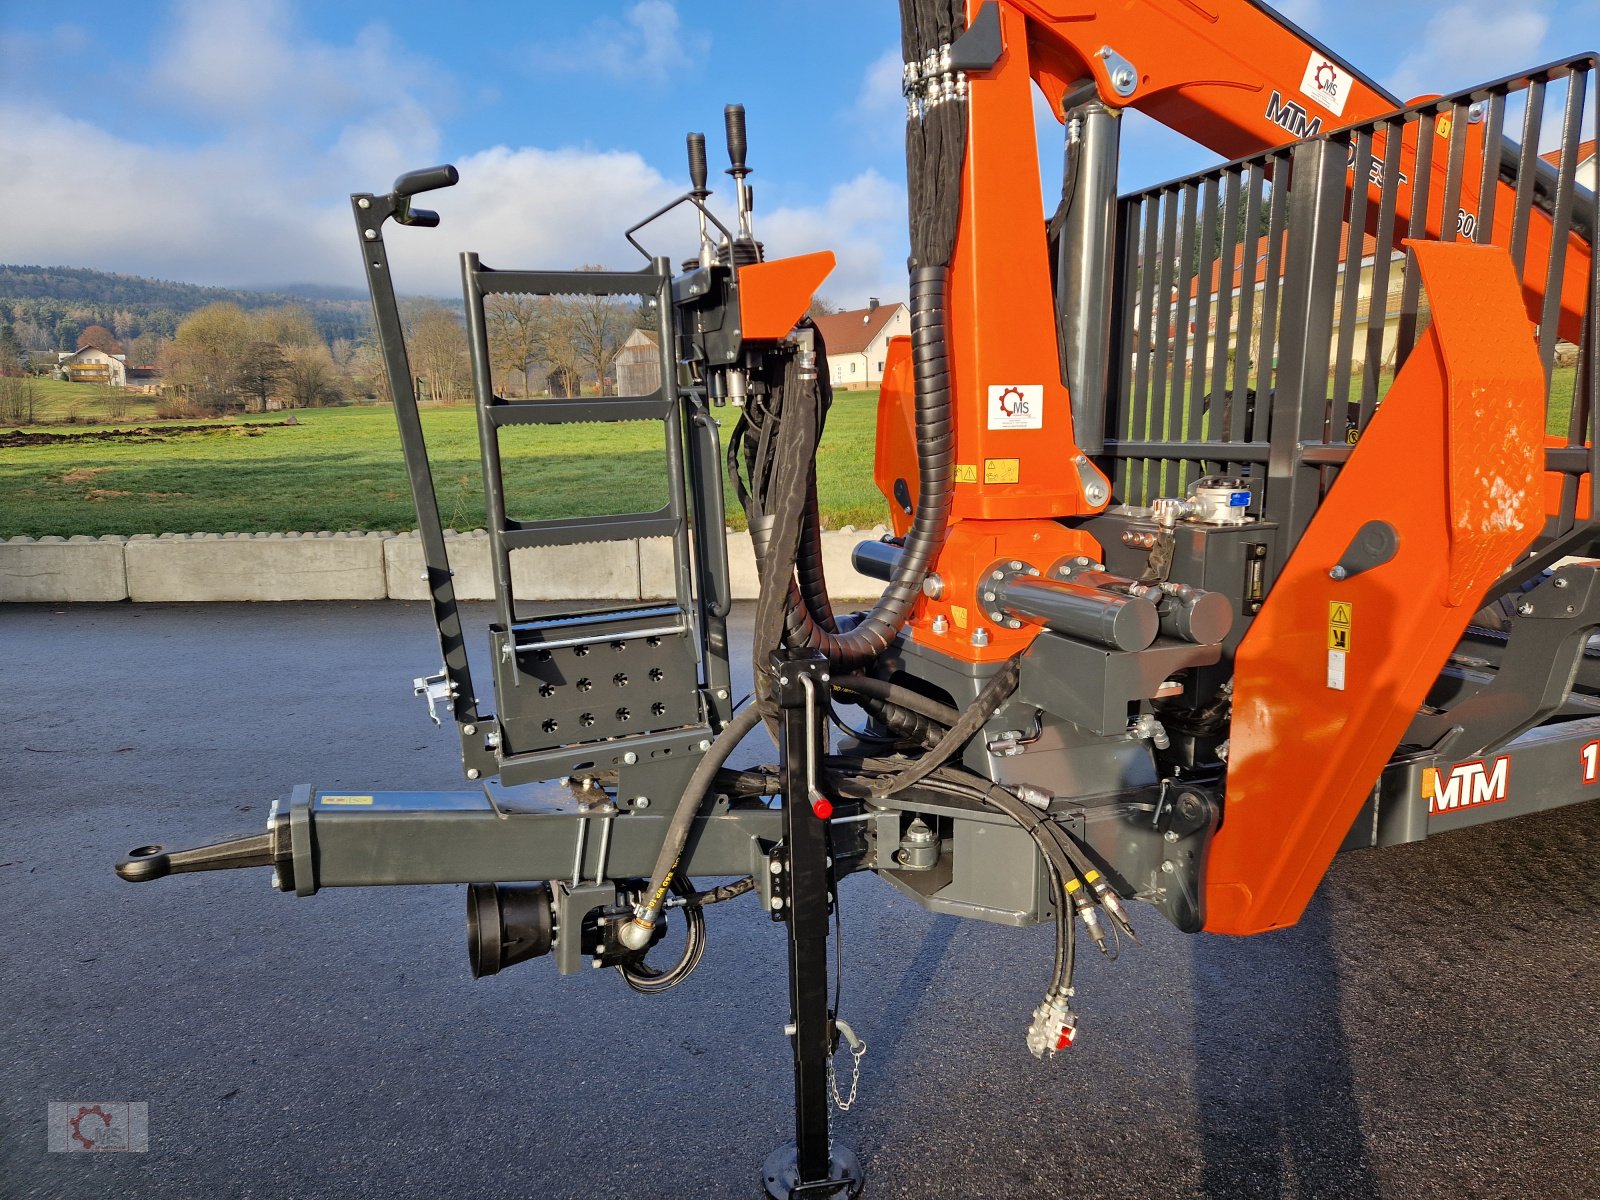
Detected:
[1026,992,1079,1059]
[618,908,660,951]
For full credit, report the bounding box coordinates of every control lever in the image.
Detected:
[391,163,459,227]
[724,104,754,241]
[687,132,715,268]
[116,833,274,883]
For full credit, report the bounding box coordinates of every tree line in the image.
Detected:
[409,268,647,403]
[0,265,370,354]
[0,262,652,417]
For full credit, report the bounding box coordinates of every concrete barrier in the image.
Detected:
[2,526,891,603]
[0,535,129,602]
[124,532,389,602]
[386,531,641,602]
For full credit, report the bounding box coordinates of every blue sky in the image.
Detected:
[1,0,1595,305]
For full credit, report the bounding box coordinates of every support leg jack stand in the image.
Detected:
[763,652,865,1200]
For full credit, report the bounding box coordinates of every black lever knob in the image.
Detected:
[687,132,708,195]
[724,104,748,174]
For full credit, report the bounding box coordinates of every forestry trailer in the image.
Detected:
[118,1,1597,1194]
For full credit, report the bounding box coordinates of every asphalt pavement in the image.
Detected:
[3,601,1597,1199]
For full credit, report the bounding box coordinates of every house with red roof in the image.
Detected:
[812,299,909,389]
[1540,139,1596,193]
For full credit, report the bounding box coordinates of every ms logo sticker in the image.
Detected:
[988,384,1043,431]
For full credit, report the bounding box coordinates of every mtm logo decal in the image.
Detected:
[1299,53,1351,116]
[987,384,1043,431]
[1266,91,1323,139]
[1422,756,1510,815]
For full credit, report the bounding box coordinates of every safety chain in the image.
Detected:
[827,1018,868,1111]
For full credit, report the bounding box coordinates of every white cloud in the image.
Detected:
[1386,1,1551,101]
[760,171,909,307]
[528,1,710,83]
[856,47,905,120]
[0,0,903,305]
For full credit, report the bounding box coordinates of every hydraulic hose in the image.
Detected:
[619,702,766,950]
[776,268,955,669]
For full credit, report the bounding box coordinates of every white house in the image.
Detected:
[58,347,127,386]
[813,300,909,389]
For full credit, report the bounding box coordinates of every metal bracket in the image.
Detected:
[413,672,451,726]
[1095,46,1139,98]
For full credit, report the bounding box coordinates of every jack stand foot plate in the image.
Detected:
[762,1141,864,1199]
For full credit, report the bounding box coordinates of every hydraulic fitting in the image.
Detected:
[1064,876,1108,953]
[1025,992,1079,1059]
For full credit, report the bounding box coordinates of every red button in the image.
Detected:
[811,796,834,820]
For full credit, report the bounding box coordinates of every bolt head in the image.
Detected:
[1163,830,1179,843]
[1517,601,1535,616]
[363,228,377,240]
[1086,484,1107,504]
[634,796,650,809]
[1554,576,1570,589]
[357,197,371,209]
[463,724,477,736]
[466,768,480,780]
[1329,566,1348,581]
[698,739,710,751]
[623,751,638,765]
[770,859,784,874]
[771,897,785,910]
[1160,859,1175,874]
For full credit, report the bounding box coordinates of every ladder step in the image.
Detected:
[501,512,678,550]
[486,395,672,426]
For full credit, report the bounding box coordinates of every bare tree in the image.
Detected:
[407,305,470,404]
[547,267,633,396]
[278,344,347,408]
[485,294,546,397]
[0,375,39,424]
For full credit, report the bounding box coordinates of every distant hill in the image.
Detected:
[0,264,374,350]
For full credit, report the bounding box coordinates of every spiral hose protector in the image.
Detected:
[777,267,954,668]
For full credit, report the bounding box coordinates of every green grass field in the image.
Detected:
[1,366,1583,539]
[0,393,889,539]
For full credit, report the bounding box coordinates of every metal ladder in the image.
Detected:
[351,166,732,790]
[458,253,733,786]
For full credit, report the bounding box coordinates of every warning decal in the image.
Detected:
[984,459,1020,484]
[954,464,978,484]
[1327,601,1352,651]
[322,794,375,805]
[949,605,969,630]
[987,385,1043,431]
